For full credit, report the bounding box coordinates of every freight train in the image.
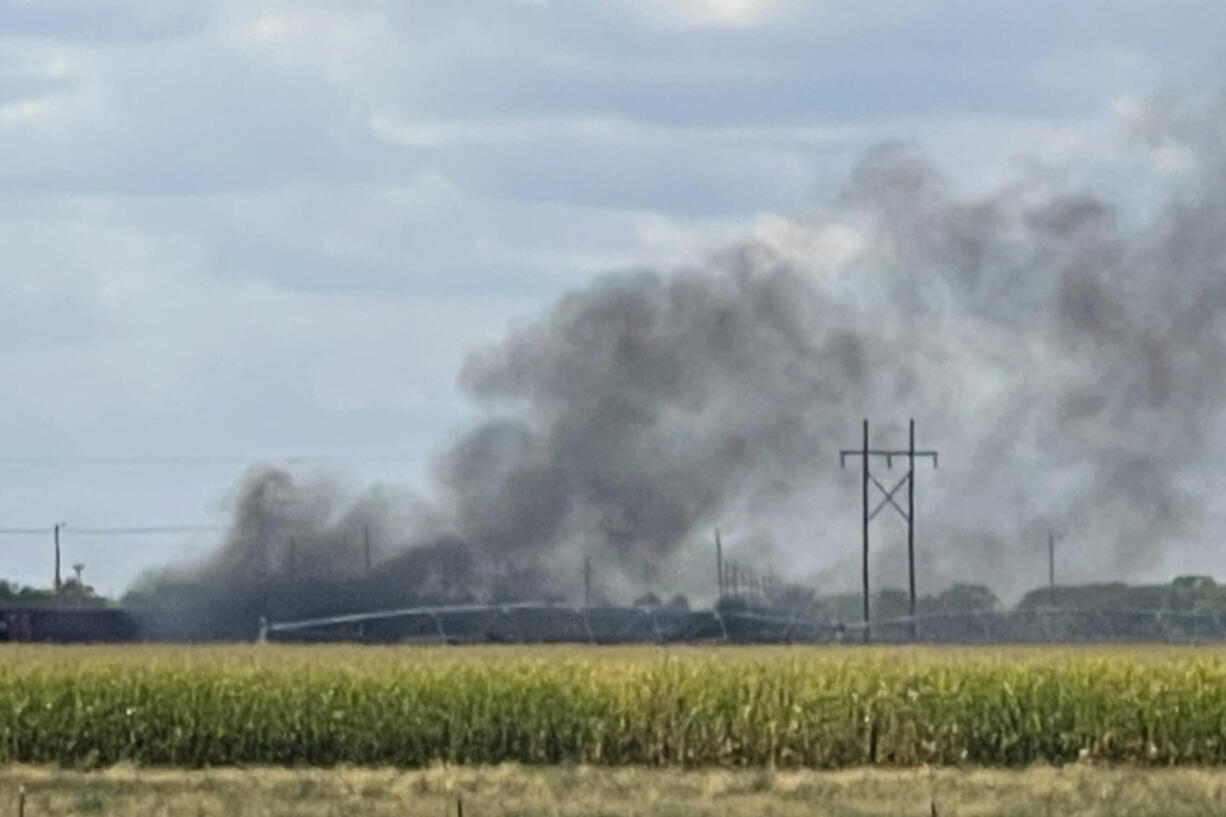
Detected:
[0,607,137,642]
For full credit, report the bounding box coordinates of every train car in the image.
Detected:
[0,607,139,643]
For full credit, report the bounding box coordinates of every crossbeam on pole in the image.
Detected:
[868,473,910,521]
[838,419,940,642]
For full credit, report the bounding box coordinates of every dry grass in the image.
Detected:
[4,763,1226,816]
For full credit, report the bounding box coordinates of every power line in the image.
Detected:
[71,526,226,535]
[0,525,225,537]
[0,455,422,466]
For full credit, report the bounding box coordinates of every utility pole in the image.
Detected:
[583,554,592,605]
[860,418,869,639]
[840,419,939,642]
[363,524,372,579]
[53,523,66,591]
[906,419,918,638]
[1047,530,1061,605]
[714,528,724,600]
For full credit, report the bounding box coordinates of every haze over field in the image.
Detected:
[1,1,1224,604]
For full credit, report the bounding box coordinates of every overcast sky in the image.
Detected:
[0,0,1223,593]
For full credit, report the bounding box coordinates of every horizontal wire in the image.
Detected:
[0,455,420,465]
[0,526,225,536]
[70,526,226,535]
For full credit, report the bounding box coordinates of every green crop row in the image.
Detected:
[3,645,1226,768]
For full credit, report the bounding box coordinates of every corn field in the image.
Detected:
[4,645,1226,768]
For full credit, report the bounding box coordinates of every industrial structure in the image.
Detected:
[257,602,1226,645]
[260,601,836,644]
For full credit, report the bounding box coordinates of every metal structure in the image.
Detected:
[713,530,776,603]
[840,419,939,641]
[260,601,1226,646]
[866,606,1226,644]
[263,601,838,644]
[719,559,771,601]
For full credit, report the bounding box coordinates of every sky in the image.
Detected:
[0,0,1224,595]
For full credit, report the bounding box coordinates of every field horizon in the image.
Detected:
[5,762,1226,817]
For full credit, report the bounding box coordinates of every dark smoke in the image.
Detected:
[444,254,868,564]
[132,91,1226,629]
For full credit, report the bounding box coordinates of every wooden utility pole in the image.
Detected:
[53,523,65,590]
[715,528,724,599]
[363,524,372,579]
[860,419,869,639]
[583,554,592,605]
[906,419,918,637]
[1047,531,1062,605]
[840,419,939,642]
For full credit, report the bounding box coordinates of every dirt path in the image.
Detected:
[3,763,1226,816]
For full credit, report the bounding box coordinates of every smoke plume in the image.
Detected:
[132,90,1226,629]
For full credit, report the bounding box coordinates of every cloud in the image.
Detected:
[614,0,787,29]
[0,200,536,427]
[0,0,203,42]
